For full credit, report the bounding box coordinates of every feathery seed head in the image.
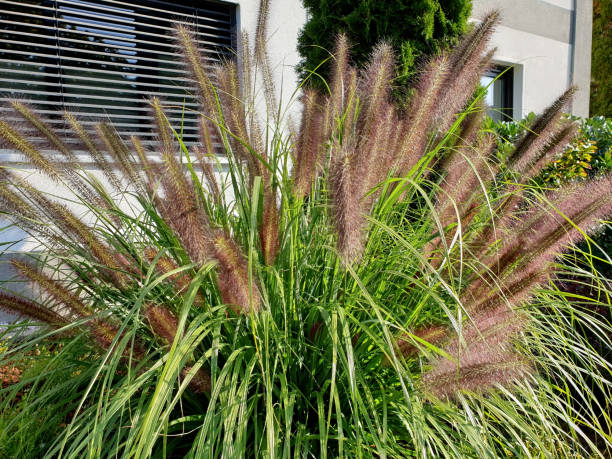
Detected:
[339,67,359,142]
[330,34,351,119]
[0,175,38,222]
[422,302,531,399]
[151,98,175,157]
[212,232,260,314]
[148,101,213,264]
[174,25,219,120]
[293,88,325,198]
[450,11,500,72]
[9,101,77,162]
[505,176,612,282]
[423,353,532,399]
[144,304,179,345]
[199,116,217,158]
[261,189,280,266]
[434,12,499,132]
[12,259,90,318]
[509,87,577,174]
[97,122,145,193]
[357,41,395,138]
[254,0,277,113]
[0,292,67,325]
[523,121,579,182]
[329,141,364,262]
[354,108,395,195]
[395,55,449,176]
[0,120,63,182]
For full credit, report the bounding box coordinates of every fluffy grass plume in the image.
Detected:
[0,3,610,458]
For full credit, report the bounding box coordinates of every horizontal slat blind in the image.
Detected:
[0,0,236,147]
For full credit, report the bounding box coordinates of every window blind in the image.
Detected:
[0,0,236,147]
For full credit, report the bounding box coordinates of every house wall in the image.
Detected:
[0,0,594,324]
[236,0,594,120]
[238,0,594,120]
[472,0,592,118]
[0,0,308,325]
[232,0,307,119]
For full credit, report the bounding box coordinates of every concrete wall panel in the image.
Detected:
[487,25,573,117]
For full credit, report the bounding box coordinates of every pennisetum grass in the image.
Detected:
[0,3,610,457]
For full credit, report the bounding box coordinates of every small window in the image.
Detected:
[0,0,237,147]
[481,66,513,122]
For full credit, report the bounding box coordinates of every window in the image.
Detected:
[0,0,236,146]
[481,65,513,122]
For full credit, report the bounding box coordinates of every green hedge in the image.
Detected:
[297,0,471,88]
[590,0,611,117]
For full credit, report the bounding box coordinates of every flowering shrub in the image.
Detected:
[541,136,597,183]
[489,114,612,183]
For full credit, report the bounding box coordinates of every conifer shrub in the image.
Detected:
[0,5,610,457]
[297,0,471,87]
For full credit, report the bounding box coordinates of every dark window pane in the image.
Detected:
[481,66,514,122]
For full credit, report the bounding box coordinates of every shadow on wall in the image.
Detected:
[1,219,35,326]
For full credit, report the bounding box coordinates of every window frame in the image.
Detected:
[482,64,515,122]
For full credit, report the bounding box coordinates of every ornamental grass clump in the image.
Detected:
[0,4,610,457]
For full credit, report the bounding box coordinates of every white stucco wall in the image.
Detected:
[541,0,573,9]
[487,25,573,118]
[473,0,592,118]
[233,0,307,121]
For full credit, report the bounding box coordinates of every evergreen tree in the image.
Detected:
[297,0,472,88]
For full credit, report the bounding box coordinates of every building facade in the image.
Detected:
[0,0,593,153]
[0,0,305,150]
[0,0,593,324]
[473,0,592,119]
[0,0,306,324]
